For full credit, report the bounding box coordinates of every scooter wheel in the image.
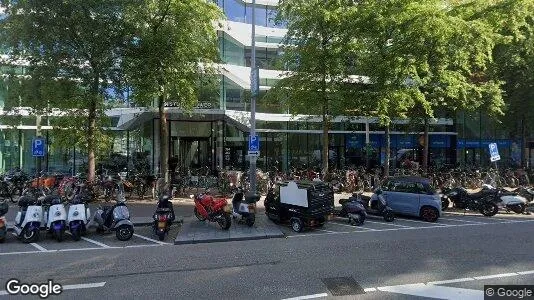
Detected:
[194,207,206,221]
[116,225,134,241]
[218,214,231,230]
[511,204,525,214]
[71,229,81,241]
[54,229,64,242]
[383,211,395,222]
[21,228,39,243]
[246,215,255,227]
[157,231,166,241]
[481,203,499,217]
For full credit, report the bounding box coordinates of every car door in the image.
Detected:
[383,180,410,214]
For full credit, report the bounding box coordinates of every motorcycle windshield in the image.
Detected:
[113,206,130,220]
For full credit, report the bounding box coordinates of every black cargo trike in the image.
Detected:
[265,181,334,232]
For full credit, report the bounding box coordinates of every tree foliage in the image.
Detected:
[123,0,221,182]
[0,0,129,181]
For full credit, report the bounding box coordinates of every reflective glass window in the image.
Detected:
[224,0,245,23]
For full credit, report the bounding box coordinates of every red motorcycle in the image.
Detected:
[192,191,231,230]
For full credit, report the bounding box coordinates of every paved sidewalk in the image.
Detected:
[174,213,283,245]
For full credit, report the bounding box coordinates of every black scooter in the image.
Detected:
[231,187,257,227]
[153,194,174,241]
[357,191,395,222]
[336,197,366,226]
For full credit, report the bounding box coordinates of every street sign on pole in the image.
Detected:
[489,143,501,162]
[32,138,45,157]
[248,134,259,152]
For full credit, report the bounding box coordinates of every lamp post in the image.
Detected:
[249,0,259,194]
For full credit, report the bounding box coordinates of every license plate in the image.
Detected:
[158,221,166,228]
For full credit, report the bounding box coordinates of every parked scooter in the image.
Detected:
[41,195,67,242]
[153,194,175,241]
[192,190,231,230]
[362,190,395,222]
[67,193,91,241]
[89,183,134,241]
[13,195,42,243]
[0,199,8,243]
[481,184,527,214]
[336,196,366,226]
[230,187,257,227]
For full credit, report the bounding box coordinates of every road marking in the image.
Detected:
[0,282,107,295]
[517,270,534,275]
[29,243,48,252]
[330,222,375,230]
[427,278,474,285]
[396,218,448,226]
[80,237,111,248]
[363,288,377,292]
[439,217,487,224]
[64,231,112,248]
[0,250,43,256]
[317,229,342,234]
[125,244,163,248]
[133,233,170,245]
[59,247,121,252]
[281,292,328,300]
[473,272,518,280]
[377,283,483,300]
[286,219,534,238]
[61,282,106,291]
[365,220,413,228]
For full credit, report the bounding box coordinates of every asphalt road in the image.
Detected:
[2,210,534,300]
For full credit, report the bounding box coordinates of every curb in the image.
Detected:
[174,232,284,245]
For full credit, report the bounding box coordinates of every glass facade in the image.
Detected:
[216,0,285,28]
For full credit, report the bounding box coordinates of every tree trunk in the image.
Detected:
[384,123,390,179]
[86,77,99,183]
[422,118,429,175]
[158,94,169,184]
[322,104,329,180]
[521,115,526,168]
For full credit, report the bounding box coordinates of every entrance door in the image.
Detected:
[171,137,210,171]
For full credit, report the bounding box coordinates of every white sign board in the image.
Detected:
[488,143,501,162]
[280,181,308,207]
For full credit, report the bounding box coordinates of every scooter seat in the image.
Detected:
[18,196,39,207]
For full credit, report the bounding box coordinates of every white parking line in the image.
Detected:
[473,273,518,280]
[427,278,474,285]
[80,237,111,248]
[133,233,170,245]
[439,217,486,224]
[29,243,48,252]
[396,218,448,226]
[317,229,342,234]
[365,220,413,228]
[330,221,378,231]
[282,293,328,300]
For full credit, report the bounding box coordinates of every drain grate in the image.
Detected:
[321,277,365,296]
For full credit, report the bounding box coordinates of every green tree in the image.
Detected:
[269,0,362,177]
[462,0,534,167]
[0,0,129,182]
[352,0,503,175]
[123,0,221,183]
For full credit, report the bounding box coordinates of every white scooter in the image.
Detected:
[13,196,43,243]
[230,187,257,227]
[42,195,68,242]
[482,184,528,214]
[88,183,134,241]
[67,193,91,241]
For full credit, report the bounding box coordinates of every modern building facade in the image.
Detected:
[0,1,528,175]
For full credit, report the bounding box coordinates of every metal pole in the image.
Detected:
[249,0,258,194]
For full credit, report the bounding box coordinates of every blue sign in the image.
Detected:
[489,142,500,162]
[32,138,45,157]
[248,135,259,152]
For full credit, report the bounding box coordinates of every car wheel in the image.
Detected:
[290,218,304,232]
[420,207,439,222]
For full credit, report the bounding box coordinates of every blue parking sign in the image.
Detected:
[32,138,45,157]
[488,143,500,162]
[248,135,259,152]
